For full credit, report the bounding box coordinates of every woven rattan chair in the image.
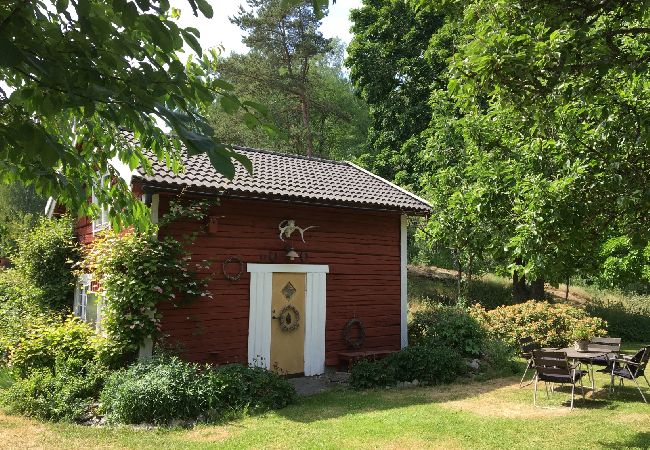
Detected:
[518,337,541,388]
[532,350,586,409]
[609,345,650,403]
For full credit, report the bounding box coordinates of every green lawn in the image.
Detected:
[1,365,649,449]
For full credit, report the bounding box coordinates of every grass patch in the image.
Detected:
[408,266,513,311]
[1,358,649,449]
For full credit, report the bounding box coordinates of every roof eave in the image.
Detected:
[133,176,432,216]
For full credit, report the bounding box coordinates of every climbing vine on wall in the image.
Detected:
[77,197,219,357]
[80,231,212,355]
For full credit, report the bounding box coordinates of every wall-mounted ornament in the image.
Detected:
[343,318,366,350]
[281,281,297,300]
[222,256,244,281]
[277,304,300,332]
[278,219,316,243]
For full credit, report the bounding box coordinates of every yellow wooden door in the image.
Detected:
[270,273,306,375]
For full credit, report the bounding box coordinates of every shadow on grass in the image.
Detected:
[276,376,520,424]
[599,432,650,449]
[278,365,650,424]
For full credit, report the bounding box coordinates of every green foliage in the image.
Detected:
[471,300,607,349]
[0,269,49,362]
[571,323,595,342]
[0,183,44,258]
[349,0,650,291]
[81,231,210,354]
[211,364,298,413]
[346,0,446,189]
[12,216,80,311]
[586,297,650,342]
[479,339,519,379]
[409,304,485,357]
[597,236,649,292]
[349,346,466,389]
[0,365,15,390]
[208,49,369,160]
[9,316,100,378]
[0,0,265,229]
[100,357,296,425]
[2,357,106,422]
[207,1,368,159]
[409,270,515,310]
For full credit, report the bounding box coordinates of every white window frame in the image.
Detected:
[73,274,102,329]
[92,173,111,233]
[74,274,92,321]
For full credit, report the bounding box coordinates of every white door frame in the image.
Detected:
[247,263,329,376]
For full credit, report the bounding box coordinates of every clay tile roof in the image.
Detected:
[131,137,431,215]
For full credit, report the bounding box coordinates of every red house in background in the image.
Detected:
[73,136,431,376]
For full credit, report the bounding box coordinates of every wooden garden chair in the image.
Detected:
[590,337,622,371]
[609,345,650,403]
[532,350,586,409]
[518,337,540,388]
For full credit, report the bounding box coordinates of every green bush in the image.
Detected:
[2,357,106,422]
[471,300,607,349]
[596,236,649,293]
[409,304,485,357]
[212,364,298,412]
[479,339,519,379]
[0,269,49,362]
[9,316,100,377]
[586,297,650,342]
[12,216,80,311]
[100,357,296,425]
[349,346,467,389]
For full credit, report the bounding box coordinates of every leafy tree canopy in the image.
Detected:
[0,0,267,228]
[208,40,369,160]
[346,0,446,190]
[213,0,366,158]
[347,0,650,291]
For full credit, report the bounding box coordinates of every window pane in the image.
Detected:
[86,293,98,325]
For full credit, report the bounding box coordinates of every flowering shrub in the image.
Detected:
[80,231,212,355]
[470,300,607,349]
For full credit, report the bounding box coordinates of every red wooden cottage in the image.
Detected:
[73,140,431,376]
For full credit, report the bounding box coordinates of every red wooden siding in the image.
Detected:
[75,215,94,245]
[156,195,402,366]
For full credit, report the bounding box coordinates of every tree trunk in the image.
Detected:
[529,277,545,300]
[299,91,314,157]
[565,277,570,301]
[512,259,528,301]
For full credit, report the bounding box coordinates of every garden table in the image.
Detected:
[554,346,618,391]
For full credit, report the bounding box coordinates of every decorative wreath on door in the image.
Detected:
[278,304,300,332]
[343,318,366,349]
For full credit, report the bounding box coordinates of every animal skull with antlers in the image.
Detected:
[278,219,317,243]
